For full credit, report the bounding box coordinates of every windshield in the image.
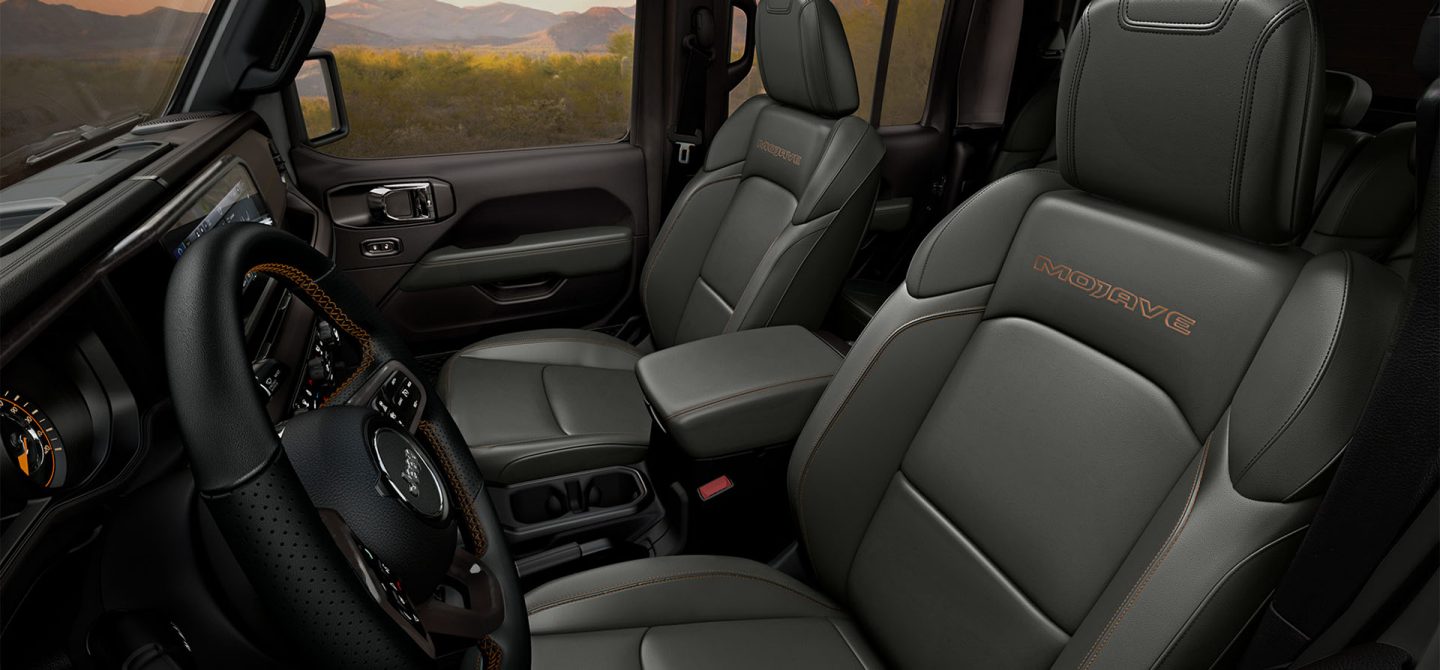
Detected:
[0,0,215,186]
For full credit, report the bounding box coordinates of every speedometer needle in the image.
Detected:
[17,436,30,476]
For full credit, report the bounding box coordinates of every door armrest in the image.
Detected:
[399,225,631,290]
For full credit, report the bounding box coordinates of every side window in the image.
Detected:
[878,0,946,125]
[310,2,637,158]
[727,0,945,126]
[730,6,749,64]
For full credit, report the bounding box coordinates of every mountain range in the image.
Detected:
[0,0,205,55]
[320,0,635,52]
[0,0,636,56]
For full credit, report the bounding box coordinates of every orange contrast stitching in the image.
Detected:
[1078,439,1212,669]
[247,263,374,406]
[794,307,987,551]
[477,635,502,670]
[420,420,489,558]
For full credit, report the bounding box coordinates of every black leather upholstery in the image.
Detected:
[525,1,1408,667]
[527,556,882,668]
[1060,0,1325,242]
[755,0,861,117]
[440,330,652,484]
[839,69,1385,336]
[440,0,883,484]
[635,326,843,459]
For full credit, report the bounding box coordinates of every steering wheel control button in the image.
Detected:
[371,427,449,523]
[251,358,286,398]
[372,395,401,423]
[376,371,422,426]
[358,541,423,626]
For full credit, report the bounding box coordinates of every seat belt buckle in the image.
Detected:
[669,131,702,166]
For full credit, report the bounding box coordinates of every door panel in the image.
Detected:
[291,142,648,353]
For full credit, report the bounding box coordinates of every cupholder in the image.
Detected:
[510,484,566,524]
[584,471,642,508]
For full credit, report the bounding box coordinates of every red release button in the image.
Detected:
[697,475,734,501]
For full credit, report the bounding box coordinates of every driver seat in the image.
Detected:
[517,0,1406,667]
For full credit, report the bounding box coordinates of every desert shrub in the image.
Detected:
[308,46,632,158]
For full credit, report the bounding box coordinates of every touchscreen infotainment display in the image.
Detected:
[164,161,273,260]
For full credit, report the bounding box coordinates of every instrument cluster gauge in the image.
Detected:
[1,390,67,489]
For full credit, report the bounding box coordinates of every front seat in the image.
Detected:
[519,0,1406,667]
[440,0,884,484]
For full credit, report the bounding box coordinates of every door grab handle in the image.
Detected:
[367,183,436,223]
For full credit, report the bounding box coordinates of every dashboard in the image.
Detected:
[0,112,343,666]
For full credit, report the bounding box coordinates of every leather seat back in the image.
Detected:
[640,0,884,349]
[787,0,1404,666]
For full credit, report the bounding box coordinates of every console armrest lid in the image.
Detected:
[636,326,843,459]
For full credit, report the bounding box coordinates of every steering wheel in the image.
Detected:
[164,224,528,669]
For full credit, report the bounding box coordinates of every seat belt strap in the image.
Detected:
[669,7,715,169]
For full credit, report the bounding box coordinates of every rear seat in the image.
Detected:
[1302,122,1417,260]
[1314,71,1373,206]
[833,71,1415,338]
[985,79,1061,179]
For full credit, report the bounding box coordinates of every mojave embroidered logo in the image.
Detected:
[1032,255,1197,336]
[756,139,802,166]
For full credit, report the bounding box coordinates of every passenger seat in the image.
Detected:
[835,70,1386,337]
[439,0,885,484]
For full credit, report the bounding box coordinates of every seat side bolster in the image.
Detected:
[525,555,844,636]
[793,115,885,223]
[906,169,1072,298]
[1229,251,1406,502]
[728,164,883,333]
[1054,413,1321,668]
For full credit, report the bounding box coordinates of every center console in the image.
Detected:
[488,325,845,576]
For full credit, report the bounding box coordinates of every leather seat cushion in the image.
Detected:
[439,329,652,484]
[527,555,883,670]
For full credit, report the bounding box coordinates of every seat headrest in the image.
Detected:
[1057,0,1324,243]
[756,0,861,118]
[1324,70,1372,128]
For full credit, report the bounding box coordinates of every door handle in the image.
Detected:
[367,182,436,224]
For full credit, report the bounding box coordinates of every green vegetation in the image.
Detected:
[880,0,946,125]
[308,0,946,160]
[306,30,633,158]
[728,0,944,124]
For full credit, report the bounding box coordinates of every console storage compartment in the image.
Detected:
[636,326,843,459]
